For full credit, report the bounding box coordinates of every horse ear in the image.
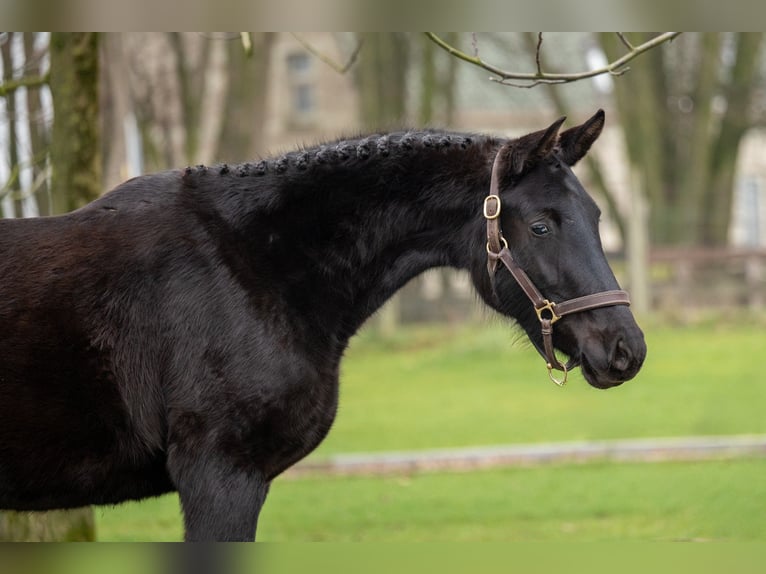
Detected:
[504,116,566,176]
[558,109,605,166]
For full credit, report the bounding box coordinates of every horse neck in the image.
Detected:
[197,132,499,341]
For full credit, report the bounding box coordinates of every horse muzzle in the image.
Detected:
[576,327,647,389]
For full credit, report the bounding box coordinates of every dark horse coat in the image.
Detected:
[0,111,646,540]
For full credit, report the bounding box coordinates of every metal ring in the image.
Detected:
[547,362,568,386]
[485,236,509,254]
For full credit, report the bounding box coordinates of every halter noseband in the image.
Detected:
[484,151,631,385]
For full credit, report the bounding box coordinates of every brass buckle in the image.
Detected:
[483,195,501,219]
[535,300,560,324]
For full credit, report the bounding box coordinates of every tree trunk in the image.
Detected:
[22,33,51,215]
[703,33,764,245]
[442,32,459,126]
[102,33,136,190]
[218,33,274,161]
[247,33,275,158]
[127,33,187,169]
[419,33,436,126]
[49,32,101,213]
[356,33,409,130]
[600,33,670,243]
[627,166,651,314]
[0,32,101,542]
[676,33,721,243]
[194,35,229,164]
[1,34,21,217]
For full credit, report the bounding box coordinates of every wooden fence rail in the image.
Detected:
[649,247,766,311]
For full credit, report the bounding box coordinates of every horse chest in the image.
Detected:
[166,353,340,480]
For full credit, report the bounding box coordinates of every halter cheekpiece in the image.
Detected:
[484,150,631,385]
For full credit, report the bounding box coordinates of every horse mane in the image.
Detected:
[181,130,489,186]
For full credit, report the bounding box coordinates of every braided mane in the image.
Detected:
[182,130,481,183]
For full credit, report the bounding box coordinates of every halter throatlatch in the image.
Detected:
[484,151,631,386]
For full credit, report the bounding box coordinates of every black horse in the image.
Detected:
[0,110,645,541]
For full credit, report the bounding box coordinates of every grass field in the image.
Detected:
[95,319,766,541]
[313,318,766,453]
[97,458,766,542]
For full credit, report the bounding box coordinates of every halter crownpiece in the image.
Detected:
[484,150,631,385]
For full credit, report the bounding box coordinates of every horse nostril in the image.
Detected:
[610,338,632,373]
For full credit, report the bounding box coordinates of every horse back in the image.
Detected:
[0,172,192,507]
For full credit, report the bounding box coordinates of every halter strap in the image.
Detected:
[484,151,631,385]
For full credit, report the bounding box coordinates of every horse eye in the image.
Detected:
[530,223,550,236]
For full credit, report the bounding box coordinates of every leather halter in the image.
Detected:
[484,151,631,385]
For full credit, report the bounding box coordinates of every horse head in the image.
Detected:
[474,110,646,389]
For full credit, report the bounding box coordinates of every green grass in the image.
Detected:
[314,319,766,454]
[97,459,766,541]
[94,320,766,541]
[259,458,766,541]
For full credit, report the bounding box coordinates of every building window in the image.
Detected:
[286,52,315,127]
[735,177,763,247]
[287,52,311,74]
[293,84,314,114]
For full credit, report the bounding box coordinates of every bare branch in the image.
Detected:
[0,164,20,200]
[290,33,363,74]
[616,33,635,51]
[535,33,543,76]
[495,79,548,89]
[0,72,49,97]
[0,156,50,202]
[425,32,681,87]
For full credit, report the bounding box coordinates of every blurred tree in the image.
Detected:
[600,32,764,246]
[49,32,101,214]
[117,33,272,170]
[419,32,459,126]
[122,33,186,170]
[194,34,229,164]
[1,34,21,217]
[356,33,409,130]
[22,33,51,215]
[102,33,137,189]
[218,32,275,160]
